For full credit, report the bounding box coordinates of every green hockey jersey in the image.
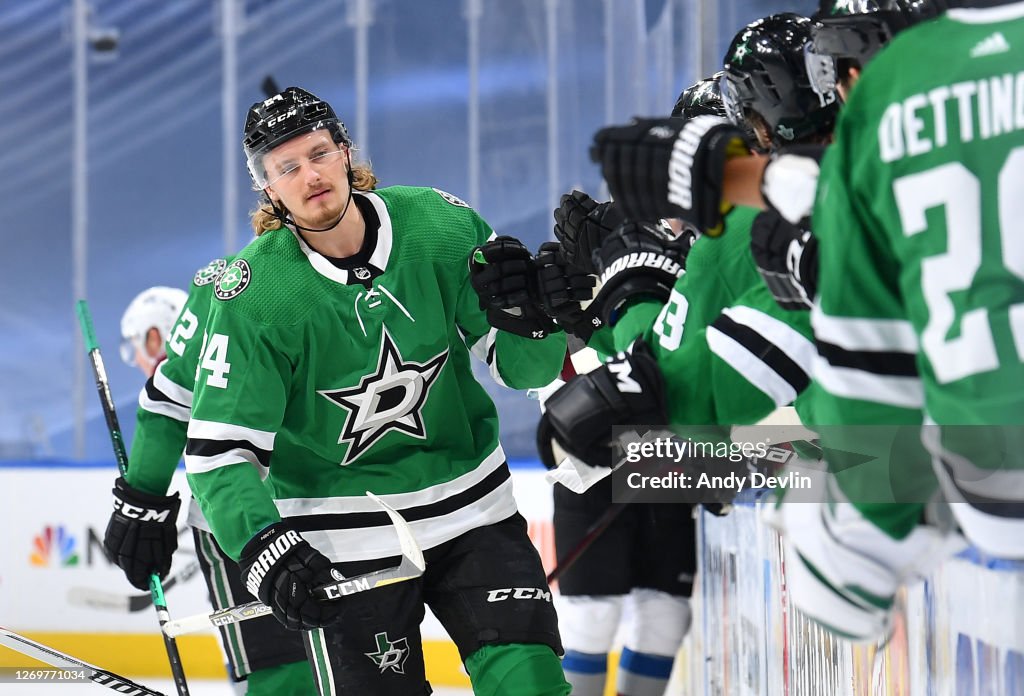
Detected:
[588,205,762,357]
[812,6,1024,480]
[591,205,817,427]
[647,275,816,427]
[127,256,235,500]
[185,186,566,560]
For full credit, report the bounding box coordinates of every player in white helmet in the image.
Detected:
[119,286,188,377]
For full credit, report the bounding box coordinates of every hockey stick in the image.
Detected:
[163,492,425,638]
[68,559,202,613]
[544,412,815,584]
[0,627,166,695]
[76,300,190,696]
[546,501,627,585]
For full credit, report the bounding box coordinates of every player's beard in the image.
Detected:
[297,187,347,231]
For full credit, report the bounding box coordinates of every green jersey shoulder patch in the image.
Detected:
[194,257,229,287]
[214,259,252,300]
[431,188,470,208]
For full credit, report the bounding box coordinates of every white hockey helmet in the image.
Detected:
[120,286,188,366]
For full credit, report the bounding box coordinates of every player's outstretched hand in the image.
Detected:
[553,191,625,274]
[240,522,343,631]
[103,477,181,591]
[588,221,687,326]
[591,115,746,236]
[534,242,602,342]
[470,236,560,339]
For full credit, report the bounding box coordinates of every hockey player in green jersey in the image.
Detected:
[533,74,743,696]
[105,271,318,695]
[538,15,831,471]
[582,0,1004,642]
[800,0,1024,638]
[185,86,569,696]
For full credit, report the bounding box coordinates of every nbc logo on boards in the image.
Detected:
[30,525,80,567]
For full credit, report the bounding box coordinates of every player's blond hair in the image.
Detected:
[249,157,378,236]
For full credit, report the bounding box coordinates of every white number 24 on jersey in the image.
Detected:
[195,331,231,388]
[894,147,1024,384]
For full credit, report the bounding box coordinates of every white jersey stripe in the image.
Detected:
[813,354,925,408]
[467,328,507,387]
[184,448,270,477]
[707,326,798,406]
[153,361,194,406]
[721,305,817,374]
[275,445,507,516]
[302,477,518,562]
[811,306,919,353]
[138,389,189,423]
[187,418,276,451]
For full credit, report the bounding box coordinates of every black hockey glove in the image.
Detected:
[749,210,819,310]
[760,144,825,225]
[589,221,687,326]
[553,190,626,274]
[534,242,603,342]
[537,340,668,468]
[591,115,747,236]
[470,236,560,340]
[103,477,181,592]
[240,522,343,631]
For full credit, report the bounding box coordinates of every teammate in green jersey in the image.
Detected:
[105,273,318,695]
[583,0,1011,643]
[538,15,833,477]
[799,0,1024,639]
[533,75,737,696]
[184,86,569,696]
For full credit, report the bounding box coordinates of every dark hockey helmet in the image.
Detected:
[243,86,352,189]
[721,13,839,147]
[672,72,727,119]
[807,0,948,96]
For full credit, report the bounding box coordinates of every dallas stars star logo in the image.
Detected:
[833,0,867,15]
[319,328,448,465]
[365,632,410,674]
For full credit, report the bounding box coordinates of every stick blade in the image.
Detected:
[0,627,167,696]
[67,587,134,613]
[366,491,425,572]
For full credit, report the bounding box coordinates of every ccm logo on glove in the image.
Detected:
[245,528,302,598]
[111,498,174,523]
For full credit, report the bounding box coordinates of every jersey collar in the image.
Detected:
[290,191,395,285]
[948,1,1024,22]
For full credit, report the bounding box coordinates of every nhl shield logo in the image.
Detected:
[353,267,372,281]
[193,258,228,286]
[214,259,252,300]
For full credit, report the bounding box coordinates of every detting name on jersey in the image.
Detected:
[878,70,1024,163]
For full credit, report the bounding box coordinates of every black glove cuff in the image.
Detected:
[240,521,306,601]
[112,477,181,518]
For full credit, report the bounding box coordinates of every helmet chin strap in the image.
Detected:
[268,151,356,233]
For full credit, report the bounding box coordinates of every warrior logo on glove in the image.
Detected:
[591,115,748,236]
